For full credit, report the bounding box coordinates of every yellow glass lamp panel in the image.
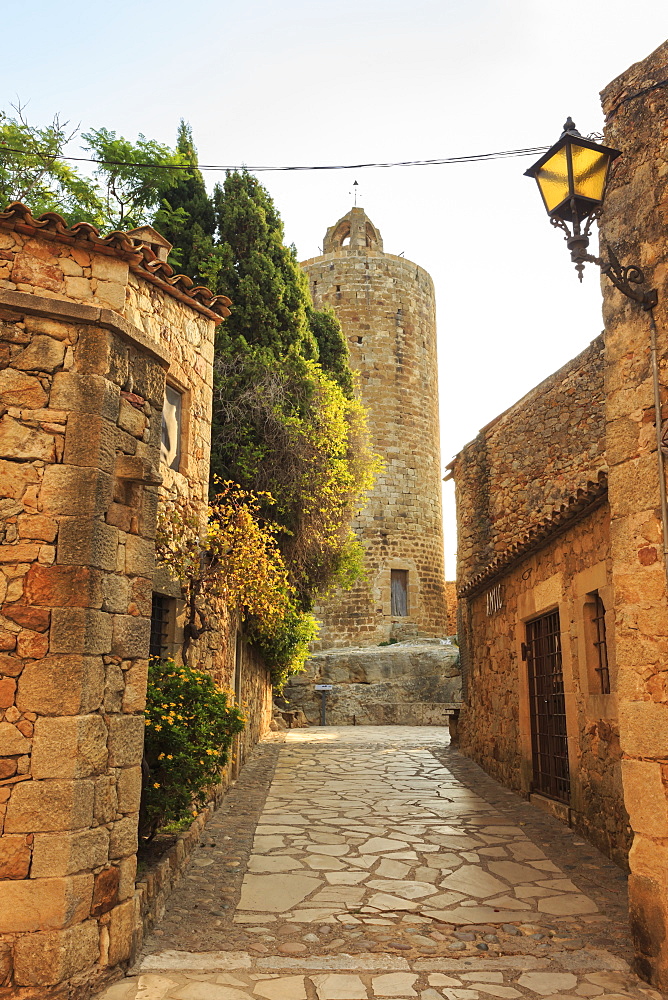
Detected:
[571,144,609,203]
[535,147,570,213]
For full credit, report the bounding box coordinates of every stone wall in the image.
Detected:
[285,639,461,726]
[452,335,607,584]
[598,38,668,988]
[301,207,448,648]
[456,502,630,866]
[0,206,272,996]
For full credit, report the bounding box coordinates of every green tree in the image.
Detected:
[82,127,188,230]
[153,121,219,280]
[0,105,104,224]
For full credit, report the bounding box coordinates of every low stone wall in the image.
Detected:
[285,639,461,726]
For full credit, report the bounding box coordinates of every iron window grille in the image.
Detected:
[150,593,171,660]
[524,609,571,804]
[590,591,611,694]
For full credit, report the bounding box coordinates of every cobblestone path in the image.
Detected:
[98,727,664,1000]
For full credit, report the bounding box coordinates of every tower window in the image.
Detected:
[391,570,408,617]
[150,593,173,660]
[357,337,363,344]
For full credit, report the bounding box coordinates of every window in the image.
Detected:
[391,570,408,617]
[150,593,172,660]
[161,384,183,471]
[588,590,610,694]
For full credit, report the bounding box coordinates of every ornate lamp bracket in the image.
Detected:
[552,212,657,309]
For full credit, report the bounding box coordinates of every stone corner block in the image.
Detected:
[31,714,109,779]
[4,778,94,833]
[12,918,100,986]
[106,714,145,768]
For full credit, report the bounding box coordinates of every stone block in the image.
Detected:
[94,775,118,823]
[118,398,146,437]
[0,833,31,878]
[104,662,124,712]
[39,465,113,517]
[12,256,64,295]
[17,655,104,715]
[0,457,40,499]
[107,897,137,965]
[106,501,133,532]
[25,563,104,608]
[91,255,128,284]
[17,513,57,542]
[4,778,94,833]
[0,540,41,562]
[2,604,50,631]
[122,661,148,713]
[115,453,161,485]
[50,371,120,420]
[16,628,49,658]
[111,613,150,658]
[107,714,145,768]
[0,369,47,408]
[57,517,118,570]
[101,574,129,613]
[0,653,23,676]
[31,714,108,779]
[109,814,138,860]
[12,335,66,373]
[0,872,93,932]
[0,676,16,708]
[91,865,120,916]
[128,353,166,407]
[0,414,55,461]
[130,576,153,616]
[620,701,668,758]
[0,721,30,755]
[12,919,99,986]
[118,854,137,901]
[50,607,113,655]
[31,826,110,877]
[125,534,155,578]
[64,412,117,470]
[117,766,142,813]
[95,279,126,311]
[622,759,668,837]
[0,942,10,987]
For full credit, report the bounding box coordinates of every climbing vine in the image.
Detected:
[155,483,318,684]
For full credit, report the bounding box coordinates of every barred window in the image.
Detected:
[150,593,172,660]
[589,591,610,694]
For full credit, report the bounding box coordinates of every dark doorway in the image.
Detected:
[525,609,570,803]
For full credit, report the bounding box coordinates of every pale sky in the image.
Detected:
[4,1,668,576]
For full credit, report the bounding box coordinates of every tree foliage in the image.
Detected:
[0,107,378,678]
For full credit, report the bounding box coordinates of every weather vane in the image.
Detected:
[351,179,359,206]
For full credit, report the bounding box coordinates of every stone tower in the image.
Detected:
[301,206,448,647]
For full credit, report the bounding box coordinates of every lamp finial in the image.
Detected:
[562,117,581,136]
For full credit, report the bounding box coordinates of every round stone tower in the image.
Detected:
[301,206,448,647]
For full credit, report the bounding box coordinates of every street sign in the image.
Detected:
[314,684,333,691]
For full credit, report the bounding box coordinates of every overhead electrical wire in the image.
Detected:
[0,143,552,173]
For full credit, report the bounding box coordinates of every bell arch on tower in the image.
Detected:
[323,208,384,254]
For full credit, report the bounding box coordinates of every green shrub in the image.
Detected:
[246,601,319,691]
[140,658,245,839]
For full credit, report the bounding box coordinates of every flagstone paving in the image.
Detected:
[97,727,665,1000]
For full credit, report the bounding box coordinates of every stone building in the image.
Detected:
[284,209,459,726]
[448,336,629,863]
[301,207,448,648]
[0,203,271,995]
[451,38,668,989]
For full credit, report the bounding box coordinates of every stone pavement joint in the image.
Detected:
[96,727,666,1000]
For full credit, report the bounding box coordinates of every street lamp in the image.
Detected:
[527,119,668,592]
[525,118,657,309]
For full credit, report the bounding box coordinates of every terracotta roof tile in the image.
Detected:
[457,471,608,598]
[0,202,232,322]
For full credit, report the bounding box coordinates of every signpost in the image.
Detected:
[314,684,333,726]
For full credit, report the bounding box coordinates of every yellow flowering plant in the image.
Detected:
[140,658,244,839]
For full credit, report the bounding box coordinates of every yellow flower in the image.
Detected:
[153,782,160,788]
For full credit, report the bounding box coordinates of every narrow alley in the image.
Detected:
[98,728,660,1000]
